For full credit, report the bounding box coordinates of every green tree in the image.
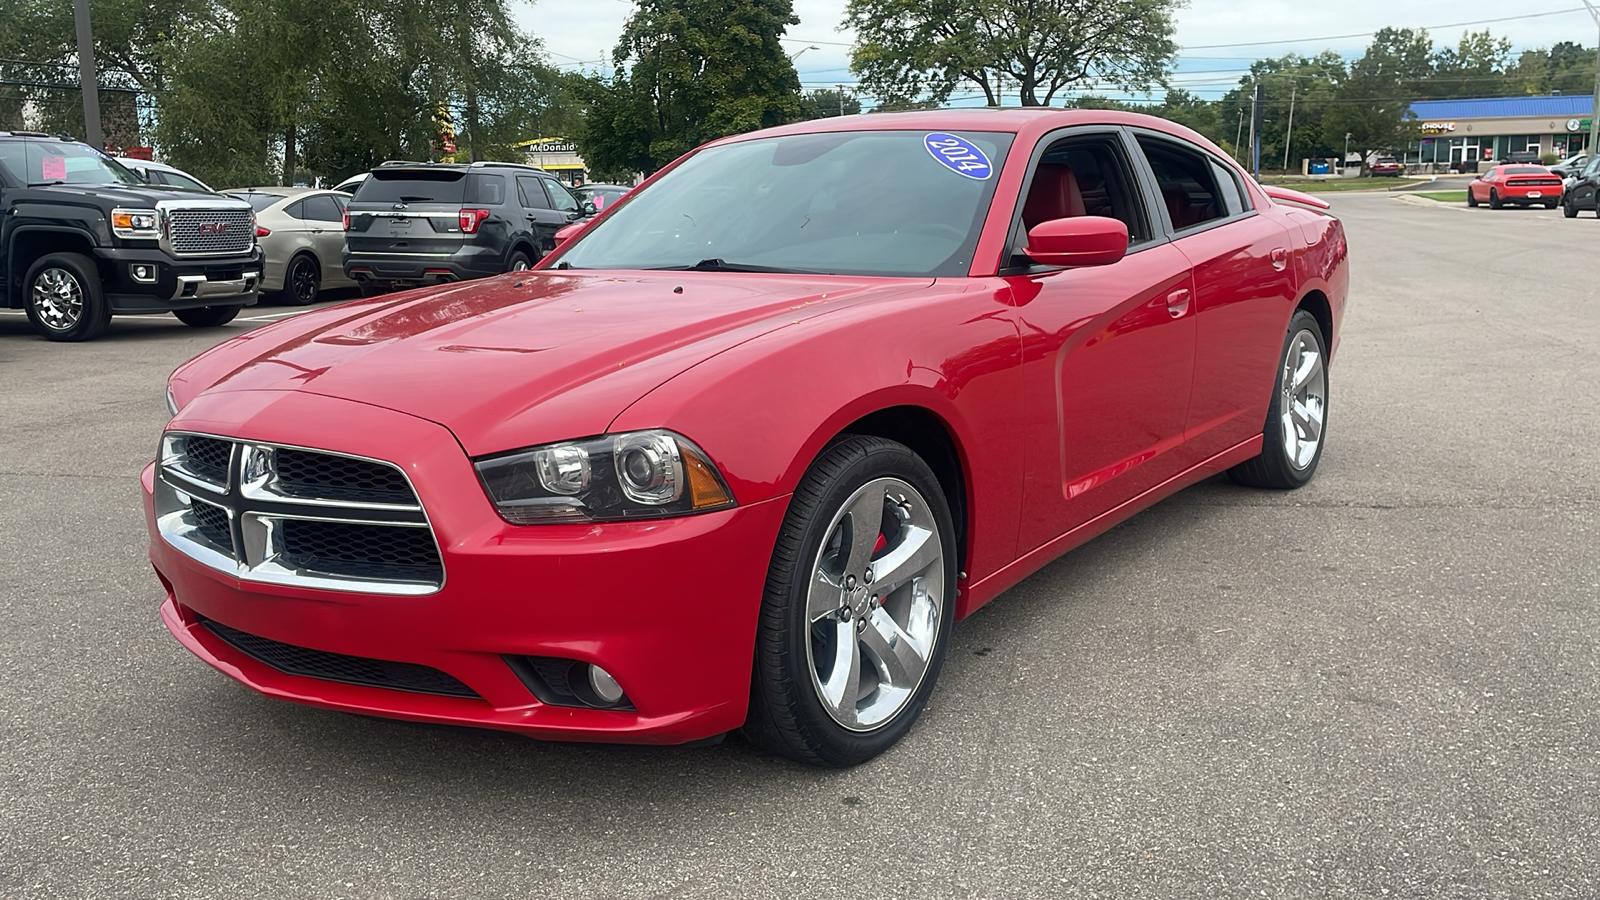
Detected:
[846,0,1179,107]
[798,87,861,119]
[1430,30,1512,98]
[577,0,803,176]
[1323,28,1433,156]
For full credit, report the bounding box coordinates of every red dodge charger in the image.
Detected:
[146,110,1348,766]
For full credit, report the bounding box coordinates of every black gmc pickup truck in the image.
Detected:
[0,132,261,341]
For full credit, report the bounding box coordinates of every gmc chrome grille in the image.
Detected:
[154,433,442,595]
[167,208,254,257]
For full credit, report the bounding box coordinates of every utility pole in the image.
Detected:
[1250,81,1264,178]
[1235,109,1245,163]
[1343,132,1352,176]
[1586,0,1600,155]
[837,84,845,117]
[72,0,103,149]
[1282,81,1297,173]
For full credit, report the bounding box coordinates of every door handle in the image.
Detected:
[1166,288,1191,319]
[1271,247,1288,270]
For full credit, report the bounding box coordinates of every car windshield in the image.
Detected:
[555,130,1014,277]
[1,139,142,187]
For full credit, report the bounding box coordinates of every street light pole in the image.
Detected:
[1586,0,1600,155]
[72,0,103,149]
[1344,132,1352,176]
[788,44,819,61]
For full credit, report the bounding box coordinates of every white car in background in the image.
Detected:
[115,157,214,193]
[227,187,356,305]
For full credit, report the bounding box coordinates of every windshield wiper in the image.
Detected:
[647,258,817,274]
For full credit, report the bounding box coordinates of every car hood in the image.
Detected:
[174,270,930,455]
[21,183,225,205]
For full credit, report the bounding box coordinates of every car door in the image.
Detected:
[1131,132,1298,466]
[541,178,586,247]
[298,193,354,287]
[1574,158,1600,211]
[1007,128,1198,555]
[517,175,564,253]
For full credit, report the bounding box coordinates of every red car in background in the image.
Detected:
[1468,165,1564,209]
[1367,157,1404,176]
[146,109,1348,766]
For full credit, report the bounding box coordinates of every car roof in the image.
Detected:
[227,186,314,197]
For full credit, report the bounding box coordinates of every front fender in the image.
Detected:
[608,279,1029,588]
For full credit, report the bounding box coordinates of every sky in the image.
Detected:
[520,0,1598,106]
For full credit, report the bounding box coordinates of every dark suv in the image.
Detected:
[1561,156,1600,218]
[342,161,591,292]
[0,132,260,341]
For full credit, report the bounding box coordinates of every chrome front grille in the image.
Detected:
[166,208,255,257]
[154,433,442,595]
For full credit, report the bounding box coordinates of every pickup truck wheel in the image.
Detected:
[174,305,241,328]
[25,252,111,342]
[282,254,320,305]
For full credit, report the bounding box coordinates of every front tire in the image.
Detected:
[1563,199,1578,217]
[1229,309,1329,490]
[1467,190,1478,208]
[743,436,957,767]
[174,305,241,328]
[24,252,111,342]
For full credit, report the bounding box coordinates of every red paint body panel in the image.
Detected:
[150,109,1349,744]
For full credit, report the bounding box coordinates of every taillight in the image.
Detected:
[255,226,271,237]
[459,208,490,233]
[341,209,350,231]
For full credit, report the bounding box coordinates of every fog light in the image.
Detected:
[131,264,157,284]
[587,665,625,705]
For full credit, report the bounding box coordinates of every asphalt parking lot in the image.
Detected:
[2,193,1597,899]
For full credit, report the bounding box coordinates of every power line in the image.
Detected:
[1177,7,1587,50]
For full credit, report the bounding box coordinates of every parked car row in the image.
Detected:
[1460,157,1600,217]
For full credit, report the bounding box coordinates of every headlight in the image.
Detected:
[474,429,735,524]
[111,208,161,239]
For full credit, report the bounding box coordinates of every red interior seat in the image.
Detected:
[1022,165,1086,231]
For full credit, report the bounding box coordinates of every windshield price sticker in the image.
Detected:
[40,155,66,181]
[924,133,993,180]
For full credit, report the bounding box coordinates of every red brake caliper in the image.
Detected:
[872,532,887,556]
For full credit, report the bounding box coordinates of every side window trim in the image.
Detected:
[1127,128,1259,239]
[1001,124,1165,275]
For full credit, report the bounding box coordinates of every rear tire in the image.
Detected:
[1544,199,1559,210]
[280,253,321,305]
[505,251,532,273]
[1228,309,1329,490]
[1489,189,1502,209]
[24,252,111,342]
[174,305,241,328]
[742,436,957,767]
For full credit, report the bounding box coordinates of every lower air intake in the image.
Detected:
[200,616,480,699]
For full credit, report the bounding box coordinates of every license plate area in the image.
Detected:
[387,217,413,234]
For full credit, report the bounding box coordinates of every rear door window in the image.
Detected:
[1136,136,1229,232]
[518,175,551,209]
[301,194,343,222]
[357,170,467,204]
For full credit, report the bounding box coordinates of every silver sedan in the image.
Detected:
[227,188,355,304]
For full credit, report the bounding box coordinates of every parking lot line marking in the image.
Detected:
[241,310,311,321]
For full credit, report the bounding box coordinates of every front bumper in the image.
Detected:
[143,389,788,744]
[99,246,262,313]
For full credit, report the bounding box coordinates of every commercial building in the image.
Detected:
[517,137,587,185]
[1405,95,1593,170]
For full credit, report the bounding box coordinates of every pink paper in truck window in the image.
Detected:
[40,156,66,181]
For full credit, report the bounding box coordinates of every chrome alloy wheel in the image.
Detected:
[31,267,85,331]
[1279,328,1327,470]
[511,258,531,271]
[805,477,944,731]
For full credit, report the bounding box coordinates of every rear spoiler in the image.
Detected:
[1261,184,1332,210]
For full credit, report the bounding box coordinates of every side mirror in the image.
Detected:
[581,201,597,216]
[1024,216,1128,268]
